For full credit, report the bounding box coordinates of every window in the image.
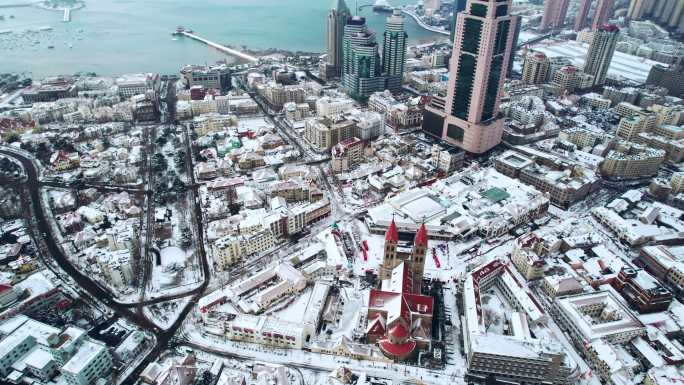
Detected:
[494,20,510,55]
[452,54,477,119]
[470,3,487,17]
[461,19,483,54]
[482,56,503,121]
[447,124,465,142]
[495,4,508,17]
[422,109,444,138]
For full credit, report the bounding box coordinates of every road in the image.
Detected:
[0,141,212,384]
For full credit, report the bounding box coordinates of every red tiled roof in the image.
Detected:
[379,339,416,359]
[367,315,386,335]
[385,218,399,243]
[389,324,408,339]
[414,223,428,248]
[600,23,619,32]
[404,293,434,315]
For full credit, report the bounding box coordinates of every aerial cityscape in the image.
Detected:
[0,0,684,385]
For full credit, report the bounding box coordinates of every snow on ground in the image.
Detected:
[148,198,203,298]
[237,116,273,134]
[480,286,513,335]
[321,286,366,341]
[268,286,313,324]
[352,218,512,283]
[143,297,191,330]
[148,245,200,297]
[531,39,666,83]
[182,321,467,385]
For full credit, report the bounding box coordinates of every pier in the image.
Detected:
[62,8,70,22]
[401,8,450,36]
[177,29,258,62]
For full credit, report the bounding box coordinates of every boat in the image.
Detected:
[47,45,54,49]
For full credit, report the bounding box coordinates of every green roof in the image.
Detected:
[480,187,510,203]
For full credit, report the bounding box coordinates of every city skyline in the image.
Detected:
[0,1,684,385]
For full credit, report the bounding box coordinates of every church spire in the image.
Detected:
[385,216,399,243]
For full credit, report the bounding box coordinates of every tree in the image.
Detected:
[3,132,20,143]
[152,153,167,172]
[180,227,192,249]
[174,153,186,171]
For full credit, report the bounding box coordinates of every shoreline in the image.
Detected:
[33,1,85,12]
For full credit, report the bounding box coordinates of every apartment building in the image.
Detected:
[612,267,673,313]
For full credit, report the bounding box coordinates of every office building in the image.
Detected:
[322,0,351,80]
[305,116,358,151]
[423,0,518,154]
[574,0,614,32]
[424,0,441,15]
[0,316,113,385]
[647,60,684,97]
[542,274,583,298]
[331,137,364,173]
[591,0,614,31]
[180,64,231,92]
[584,24,619,86]
[540,0,570,31]
[522,51,550,84]
[553,291,644,346]
[495,150,598,209]
[462,260,576,385]
[616,115,648,141]
[381,9,408,92]
[450,0,467,42]
[627,0,654,20]
[672,172,684,194]
[599,140,665,180]
[612,267,673,313]
[639,245,684,296]
[342,17,384,100]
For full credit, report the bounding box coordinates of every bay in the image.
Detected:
[0,0,443,77]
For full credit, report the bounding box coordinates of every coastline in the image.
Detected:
[33,0,84,12]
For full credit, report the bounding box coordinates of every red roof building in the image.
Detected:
[366,262,434,360]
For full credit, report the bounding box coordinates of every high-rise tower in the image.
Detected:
[627,0,653,20]
[540,0,570,31]
[382,9,408,92]
[322,0,351,80]
[341,16,384,100]
[591,0,615,31]
[584,24,619,86]
[522,51,550,84]
[433,0,518,154]
[574,0,614,31]
[450,0,468,43]
[424,0,442,16]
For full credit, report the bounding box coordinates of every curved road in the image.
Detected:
[0,148,211,385]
